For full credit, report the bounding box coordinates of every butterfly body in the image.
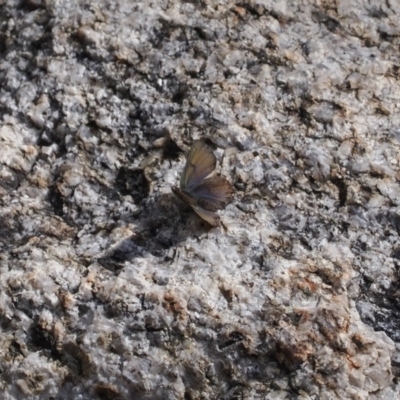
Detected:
[173,140,232,226]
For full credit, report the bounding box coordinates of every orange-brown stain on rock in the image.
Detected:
[163,291,187,320]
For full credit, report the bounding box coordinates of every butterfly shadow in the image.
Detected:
[96,192,214,273]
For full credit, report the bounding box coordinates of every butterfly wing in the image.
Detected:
[174,140,232,227]
[190,176,233,211]
[173,186,220,226]
[172,186,197,208]
[192,205,220,226]
[181,140,216,190]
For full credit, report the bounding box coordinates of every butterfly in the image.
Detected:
[172,140,233,226]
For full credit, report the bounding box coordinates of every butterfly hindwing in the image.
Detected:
[192,205,220,227]
[172,186,197,208]
[190,176,232,211]
[172,186,220,226]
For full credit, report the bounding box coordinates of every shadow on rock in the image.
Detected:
[97,192,211,272]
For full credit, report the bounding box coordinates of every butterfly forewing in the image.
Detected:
[180,140,216,190]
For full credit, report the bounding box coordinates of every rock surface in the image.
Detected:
[1,0,400,399]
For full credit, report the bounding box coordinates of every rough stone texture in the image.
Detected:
[1,0,400,399]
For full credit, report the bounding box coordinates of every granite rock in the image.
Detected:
[0,0,399,399]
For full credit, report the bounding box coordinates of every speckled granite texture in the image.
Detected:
[1,0,400,399]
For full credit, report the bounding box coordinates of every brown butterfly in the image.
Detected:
[172,140,233,226]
